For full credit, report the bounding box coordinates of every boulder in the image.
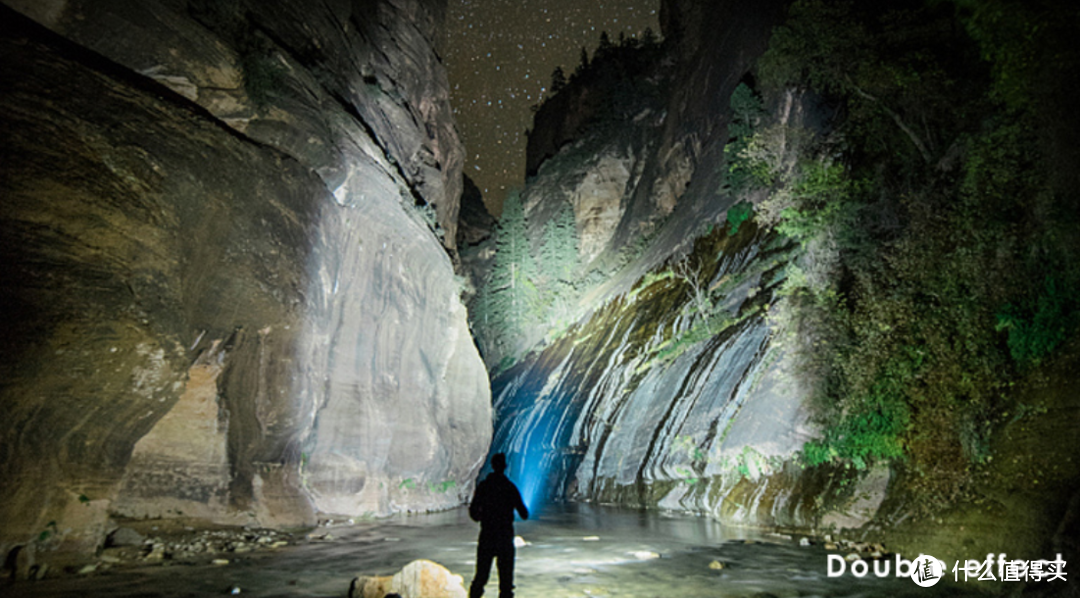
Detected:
[350,560,467,598]
[106,527,145,548]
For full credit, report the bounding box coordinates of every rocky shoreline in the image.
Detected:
[4,519,304,583]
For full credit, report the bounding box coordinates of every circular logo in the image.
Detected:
[910,554,944,587]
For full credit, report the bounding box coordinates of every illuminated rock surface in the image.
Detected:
[480,0,1080,574]
[483,0,809,526]
[0,0,489,560]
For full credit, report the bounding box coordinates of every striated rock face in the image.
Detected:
[484,0,831,528]
[0,0,489,559]
[490,225,836,528]
[522,0,787,265]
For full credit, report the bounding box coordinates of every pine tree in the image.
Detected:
[486,190,540,339]
[642,27,657,46]
[597,31,613,58]
[575,47,590,77]
[539,201,581,329]
[550,66,567,93]
[540,201,579,285]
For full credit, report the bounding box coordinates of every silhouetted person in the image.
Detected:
[469,453,528,598]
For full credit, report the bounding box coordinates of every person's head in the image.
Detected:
[491,453,507,473]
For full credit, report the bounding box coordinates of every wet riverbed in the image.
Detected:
[9,504,985,597]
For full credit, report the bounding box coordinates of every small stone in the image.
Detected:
[824,543,838,550]
[145,543,166,561]
[845,553,861,562]
[631,551,660,560]
[230,586,241,595]
[78,563,99,575]
[513,536,527,548]
[708,560,726,570]
[870,551,883,559]
[271,540,289,548]
[212,558,230,566]
[798,537,811,547]
[824,534,833,542]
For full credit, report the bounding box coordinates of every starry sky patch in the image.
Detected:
[444,0,660,215]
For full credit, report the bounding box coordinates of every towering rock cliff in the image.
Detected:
[0,0,490,560]
[475,0,824,524]
[480,0,1080,571]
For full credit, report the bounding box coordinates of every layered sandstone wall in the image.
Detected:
[0,0,489,559]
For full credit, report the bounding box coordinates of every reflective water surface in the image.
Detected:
[10,504,984,597]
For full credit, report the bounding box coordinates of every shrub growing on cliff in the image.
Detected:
[754,0,1079,501]
[723,84,768,194]
[726,201,754,235]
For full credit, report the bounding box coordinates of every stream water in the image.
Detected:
[9,504,985,598]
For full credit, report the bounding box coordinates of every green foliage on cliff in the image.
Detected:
[239,36,288,109]
[996,275,1074,367]
[538,200,583,334]
[474,191,540,353]
[723,84,769,193]
[726,201,754,235]
[472,194,583,364]
[540,201,580,286]
[750,0,1080,502]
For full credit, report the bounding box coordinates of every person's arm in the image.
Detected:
[514,485,528,520]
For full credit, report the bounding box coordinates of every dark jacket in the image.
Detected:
[469,471,528,538]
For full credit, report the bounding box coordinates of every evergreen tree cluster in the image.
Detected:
[471,193,583,367]
[536,28,665,120]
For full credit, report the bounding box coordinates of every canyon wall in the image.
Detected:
[0,0,490,560]
[480,0,874,530]
[484,0,1080,573]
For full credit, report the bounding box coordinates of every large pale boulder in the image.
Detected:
[350,560,468,598]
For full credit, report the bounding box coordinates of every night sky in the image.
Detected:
[443,0,660,215]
